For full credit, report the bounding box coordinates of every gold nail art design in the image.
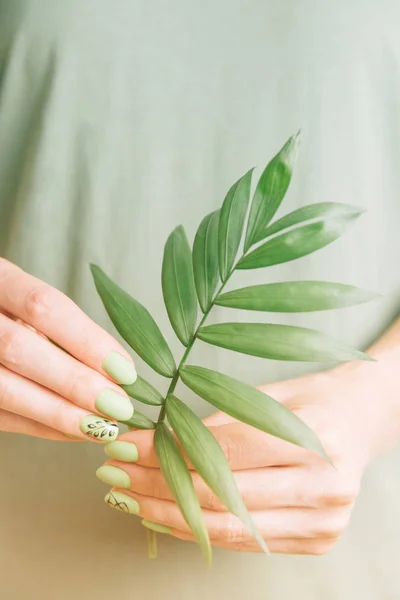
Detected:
[80,415,118,441]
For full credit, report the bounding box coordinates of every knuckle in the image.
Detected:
[218,439,233,465]
[153,509,176,529]
[321,431,347,466]
[321,440,340,465]
[0,328,23,365]
[64,371,98,405]
[311,540,336,556]
[24,285,54,322]
[218,514,245,543]
[316,511,350,539]
[334,483,360,506]
[205,489,224,512]
[77,335,98,364]
[320,476,360,507]
[218,436,245,469]
[50,397,71,433]
[147,473,167,500]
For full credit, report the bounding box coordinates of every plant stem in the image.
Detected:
[147,529,157,558]
[157,274,232,424]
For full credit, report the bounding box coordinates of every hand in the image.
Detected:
[97,362,399,554]
[0,259,137,441]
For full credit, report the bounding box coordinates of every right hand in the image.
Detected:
[0,258,137,442]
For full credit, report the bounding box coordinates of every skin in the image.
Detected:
[0,259,136,441]
[103,317,400,554]
[1,258,399,554]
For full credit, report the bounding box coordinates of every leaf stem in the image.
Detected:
[147,528,158,558]
[157,273,233,424]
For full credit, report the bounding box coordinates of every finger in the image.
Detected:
[0,408,83,441]
[0,313,133,420]
[202,411,233,426]
[100,461,331,510]
[105,489,347,541]
[118,419,310,470]
[171,530,336,555]
[0,259,136,384]
[0,365,119,442]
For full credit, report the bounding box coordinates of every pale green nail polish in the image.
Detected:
[105,440,139,462]
[141,520,172,535]
[80,415,118,442]
[96,465,131,488]
[95,389,134,421]
[104,491,139,514]
[103,352,137,385]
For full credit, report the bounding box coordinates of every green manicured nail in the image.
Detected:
[80,415,118,442]
[103,352,137,385]
[96,465,130,488]
[141,520,172,534]
[105,440,139,463]
[104,491,139,514]
[95,389,134,421]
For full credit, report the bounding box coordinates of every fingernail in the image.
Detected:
[96,465,130,488]
[103,352,137,385]
[95,389,134,421]
[105,440,139,463]
[104,491,139,514]
[141,520,172,535]
[80,415,118,442]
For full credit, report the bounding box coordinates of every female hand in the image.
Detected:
[96,359,400,554]
[0,258,137,441]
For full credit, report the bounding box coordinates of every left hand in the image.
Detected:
[97,364,399,554]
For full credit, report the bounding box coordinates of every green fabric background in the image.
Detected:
[0,1,399,598]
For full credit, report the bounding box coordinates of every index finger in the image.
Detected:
[0,259,137,384]
[114,419,309,470]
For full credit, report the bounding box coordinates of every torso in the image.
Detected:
[0,1,399,598]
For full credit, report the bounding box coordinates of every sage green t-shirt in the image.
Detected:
[0,1,399,599]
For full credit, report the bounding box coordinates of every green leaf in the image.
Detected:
[197,322,371,362]
[180,366,329,460]
[237,208,363,270]
[218,169,254,282]
[162,226,198,346]
[167,395,268,553]
[154,423,212,565]
[122,376,164,406]
[244,132,301,251]
[256,202,363,243]
[215,281,380,313]
[122,410,156,430]
[90,264,176,378]
[192,210,220,313]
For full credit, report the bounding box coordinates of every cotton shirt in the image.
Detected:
[0,1,399,599]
